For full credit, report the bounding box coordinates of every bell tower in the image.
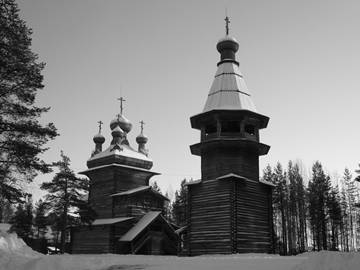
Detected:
[186,17,274,255]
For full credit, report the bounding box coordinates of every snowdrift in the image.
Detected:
[293,251,360,270]
[0,223,42,270]
[1,223,360,270]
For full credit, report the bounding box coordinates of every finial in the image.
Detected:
[97,120,103,133]
[117,97,126,115]
[225,15,230,35]
[140,120,145,134]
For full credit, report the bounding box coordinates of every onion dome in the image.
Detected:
[136,133,148,144]
[216,36,239,63]
[111,125,124,137]
[110,114,132,133]
[93,133,105,144]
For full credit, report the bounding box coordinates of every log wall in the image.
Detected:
[201,146,259,180]
[71,226,111,254]
[86,167,154,218]
[188,178,272,255]
[188,179,232,255]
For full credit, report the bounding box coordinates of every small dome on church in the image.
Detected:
[111,125,124,137]
[136,133,148,144]
[93,133,105,144]
[110,114,132,133]
[216,36,239,54]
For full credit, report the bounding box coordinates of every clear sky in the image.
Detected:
[17,0,360,200]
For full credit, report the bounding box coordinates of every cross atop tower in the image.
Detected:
[117,97,126,115]
[225,16,230,35]
[97,120,103,133]
[140,120,145,134]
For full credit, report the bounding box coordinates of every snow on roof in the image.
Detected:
[120,211,161,242]
[92,217,134,226]
[216,173,250,181]
[185,179,202,186]
[110,186,169,201]
[89,143,152,163]
[79,163,160,175]
[187,174,275,188]
[259,179,276,187]
[203,62,257,113]
[110,186,150,196]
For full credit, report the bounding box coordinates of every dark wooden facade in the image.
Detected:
[71,118,178,254]
[185,32,274,255]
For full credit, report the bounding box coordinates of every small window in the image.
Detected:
[245,124,255,136]
[205,124,217,135]
[221,121,240,133]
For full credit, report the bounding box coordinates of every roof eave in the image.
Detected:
[190,109,269,130]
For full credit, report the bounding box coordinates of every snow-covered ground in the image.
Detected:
[1,224,359,270]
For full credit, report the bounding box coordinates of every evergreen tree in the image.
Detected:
[0,197,14,222]
[41,151,90,253]
[34,199,48,238]
[340,186,350,251]
[342,168,358,250]
[355,164,360,183]
[307,161,331,251]
[273,162,288,255]
[163,191,173,222]
[287,161,297,254]
[171,179,188,227]
[327,186,342,250]
[10,195,33,241]
[0,0,58,204]
[150,180,162,194]
[294,163,307,252]
[286,161,307,254]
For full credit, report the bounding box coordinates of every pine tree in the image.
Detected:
[355,164,360,183]
[171,179,188,227]
[327,186,342,250]
[286,161,307,254]
[0,196,14,222]
[0,0,58,204]
[343,168,357,250]
[340,186,350,251]
[273,162,288,255]
[41,151,90,253]
[308,161,331,251]
[10,195,33,241]
[293,163,307,252]
[150,180,162,194]
[34,199,48,238]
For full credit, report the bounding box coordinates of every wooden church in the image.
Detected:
[183,18,274,255]
[71,107,178,254]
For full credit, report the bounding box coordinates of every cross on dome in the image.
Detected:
[225,16,230,35]
[97,120,103,133]
[117,97,126,115]
[140,120,145,134]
